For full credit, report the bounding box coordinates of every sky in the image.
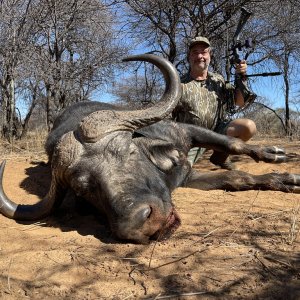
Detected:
[250,71,298,111]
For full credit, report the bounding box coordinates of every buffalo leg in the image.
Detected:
[186,169,300,193]
[184,124,286,164]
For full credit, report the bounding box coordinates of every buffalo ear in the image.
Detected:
[146,140,183,172]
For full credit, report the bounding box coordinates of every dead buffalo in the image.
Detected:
[0,54,299,244]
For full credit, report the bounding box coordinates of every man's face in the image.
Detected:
[188,43,211,72]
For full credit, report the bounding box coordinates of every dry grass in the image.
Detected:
[288,200,300,245]
[0,129,47,160]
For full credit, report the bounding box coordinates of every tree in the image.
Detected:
[246,0,300,137]
[0,0,124,138]
[27,0,121,130]
[110,62,165,108]
[0,0,34,141]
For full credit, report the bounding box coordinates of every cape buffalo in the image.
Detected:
[0,54,299,244]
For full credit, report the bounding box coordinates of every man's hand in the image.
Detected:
[235,60,247,75]
[234,59,248,106]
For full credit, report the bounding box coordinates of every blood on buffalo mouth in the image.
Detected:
[151,207,181,241]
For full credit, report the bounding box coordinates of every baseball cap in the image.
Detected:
[189,36,211,49]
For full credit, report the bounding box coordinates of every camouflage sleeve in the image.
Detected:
[234,76,257,107]
[224,82,236,114]
[211,73,236,118]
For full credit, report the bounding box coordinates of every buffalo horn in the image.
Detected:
[0,160,66,220]
[78,54,182,143]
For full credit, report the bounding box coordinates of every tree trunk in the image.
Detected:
[0,75,9,139]
[46,93,52,132]
[283,51,291,138]
[20,102,36,139]
[8,77,15,143]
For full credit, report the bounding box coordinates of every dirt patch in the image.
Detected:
[0,138,299,299]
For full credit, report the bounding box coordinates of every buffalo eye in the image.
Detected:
[137,206,152,223]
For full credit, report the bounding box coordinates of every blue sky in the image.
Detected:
[250,72,298,110]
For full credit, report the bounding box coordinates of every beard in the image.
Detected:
[194,59,209,72]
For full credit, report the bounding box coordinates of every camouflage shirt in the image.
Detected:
[172,71,235,130]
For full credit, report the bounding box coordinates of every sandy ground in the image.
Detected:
[0,138,299,299]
